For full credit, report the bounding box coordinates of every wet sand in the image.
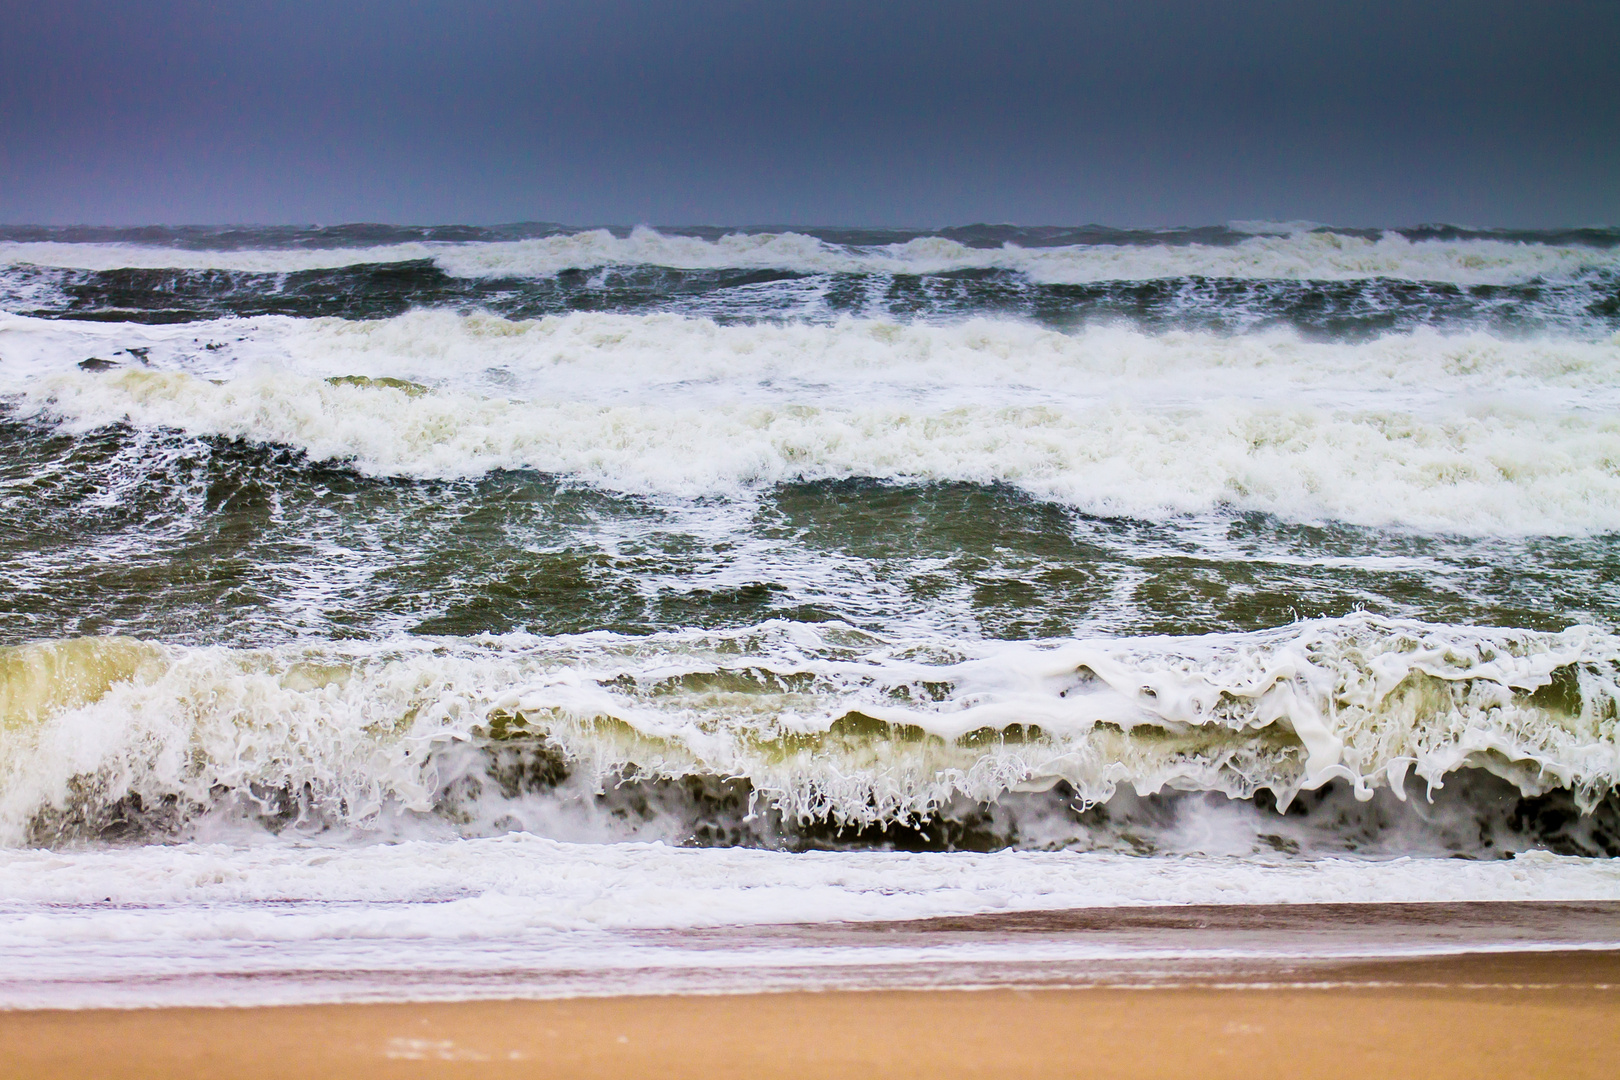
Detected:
[4,949,1619,1079]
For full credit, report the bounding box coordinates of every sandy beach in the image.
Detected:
[4,948,1618,1079]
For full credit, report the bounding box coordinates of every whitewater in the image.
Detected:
[5,311,1620,533]
[2,224,1619,1006]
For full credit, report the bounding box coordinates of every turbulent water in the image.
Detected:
[3,222,1620,1005]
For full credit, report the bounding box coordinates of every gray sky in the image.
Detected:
[2,0,1615,227]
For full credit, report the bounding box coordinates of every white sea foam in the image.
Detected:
[3,839,1615,925]
[3,617,1616,846]
[2,840,1615,1007]
[3,227,1616,284]
[5,311,1619,534]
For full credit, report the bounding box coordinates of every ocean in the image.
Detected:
[3,222,1620,1007]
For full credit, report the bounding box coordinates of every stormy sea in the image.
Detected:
[3,221,1620,1006]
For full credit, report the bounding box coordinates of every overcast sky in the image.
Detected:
[2,0,1615,228]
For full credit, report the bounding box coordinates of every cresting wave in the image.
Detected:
[4,226,1619,284]
[6,311,1620,534]
[3,615,1617,849]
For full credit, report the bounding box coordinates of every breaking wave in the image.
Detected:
[4,616,1618,850]
[7,311,1620,534]
[4,226,1619,285]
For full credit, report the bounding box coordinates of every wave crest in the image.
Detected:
[4,617,1617,847]
[7,311,1620,534]
[4,226,1618,285]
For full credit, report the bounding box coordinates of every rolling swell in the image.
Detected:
[5,224,1619,335]
[4,260,1616,337]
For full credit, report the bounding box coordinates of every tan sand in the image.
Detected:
[4,951,1618,1080]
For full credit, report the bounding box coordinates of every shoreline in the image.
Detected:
[4,950,1618,1079]
[7,898,1620,1010]
[5,906,1620,1077]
